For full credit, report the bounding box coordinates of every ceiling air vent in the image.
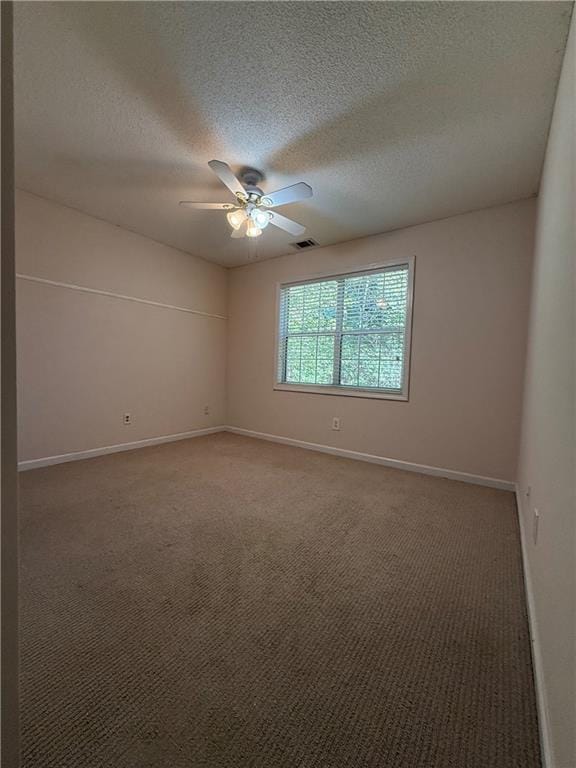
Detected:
[291,239,319,250]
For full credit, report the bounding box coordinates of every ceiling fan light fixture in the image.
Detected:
[246,220,262,238]
[226,208,247,230]
[250,208,271,230]
[180,160,312,243]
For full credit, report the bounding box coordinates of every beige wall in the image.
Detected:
[517,13,575,768]
[16,190,227,462]
[18,190,537,479]
[227,199,535,483]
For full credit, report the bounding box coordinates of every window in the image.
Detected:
[276,259,414,400]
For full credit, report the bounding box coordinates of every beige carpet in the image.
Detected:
[20,432,540,767]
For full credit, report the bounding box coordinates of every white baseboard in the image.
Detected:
[18,426,226,471]
[20,424,514,490]
[515,485,553,768]
[223,426,515,491]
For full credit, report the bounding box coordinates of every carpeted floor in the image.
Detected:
[20,433,540,767]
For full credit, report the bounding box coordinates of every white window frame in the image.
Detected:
[274,256,415,401]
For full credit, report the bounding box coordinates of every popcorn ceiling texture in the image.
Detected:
[14,1,572,267]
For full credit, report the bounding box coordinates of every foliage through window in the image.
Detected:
[277,261,413,398]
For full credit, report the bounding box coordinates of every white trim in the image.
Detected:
[224,426,514,490]
[515,485,553,768]
[272,383,408,401]
[18,427,226,471]
[16,274,228,320]
[274,255,416,286]
[18,422,515,489]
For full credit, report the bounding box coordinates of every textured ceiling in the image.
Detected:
[15,2,573,268]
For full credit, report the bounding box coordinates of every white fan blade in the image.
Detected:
[208,160,246,199]
[179,201,235,209]
[231,221,247,239]
[261,182,312,208]
[268,211,306,236]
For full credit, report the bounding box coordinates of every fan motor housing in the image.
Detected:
[239,167,265,197]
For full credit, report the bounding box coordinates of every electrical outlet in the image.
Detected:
[533,508,540,545]
[332,417,341,431]
[123,413,132,425]
[203,405,210,416]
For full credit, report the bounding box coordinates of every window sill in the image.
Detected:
[273,383,408,401]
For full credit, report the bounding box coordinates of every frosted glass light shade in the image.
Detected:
[246,220,262,238]
[251,208,271,229]
[227,208,247,230]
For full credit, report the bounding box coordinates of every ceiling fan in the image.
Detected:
[179,160,313,239]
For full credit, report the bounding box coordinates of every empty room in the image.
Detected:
[2,1,575,767]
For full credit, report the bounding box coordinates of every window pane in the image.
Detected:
[379,332,404,389]
[317,334,334,359]
[360,334,380,359]
[381,332,404,359]
[285,337,302,382]
[285,286,303,333]
[340,359,359,387]
[383,269,409,326]
[285,280,337,334]
[359,359,379,388]
[299,355,317,383]
[318,282,338,331]
[341,334,359,359]
[343,268,408,332]
[379,360,402,389]
[342,276,364,330]
[339,332,404,391]
[316,358,333,385]
[283,334,334,386]
[300,336,317,358]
